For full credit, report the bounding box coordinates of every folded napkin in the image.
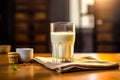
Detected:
[33,56,119,73]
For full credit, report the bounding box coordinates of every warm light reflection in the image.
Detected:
[89,74,97,80]
[88,0,94,5]
[69,0,80,27]
[81,15,94,28]
[70,0,94,28]
[97,53,120,62]
[76,53,120,62]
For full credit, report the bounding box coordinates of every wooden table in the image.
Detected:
[0,53,120,80]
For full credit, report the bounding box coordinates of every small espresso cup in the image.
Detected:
[16,48,34,63]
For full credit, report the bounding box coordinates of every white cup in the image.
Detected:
[16,48,34,63]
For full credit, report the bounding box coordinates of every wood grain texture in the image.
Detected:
[0,53,120,80]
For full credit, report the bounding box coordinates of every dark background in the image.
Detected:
[1,0,120,53]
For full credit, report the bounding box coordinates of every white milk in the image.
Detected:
[51,32,75,62]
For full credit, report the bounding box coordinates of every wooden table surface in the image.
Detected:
[0,53,120,80]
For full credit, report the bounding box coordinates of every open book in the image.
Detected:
[33,56,119,73]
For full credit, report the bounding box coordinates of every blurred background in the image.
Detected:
[0,0,120,53]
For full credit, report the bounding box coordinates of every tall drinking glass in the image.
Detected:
[50,22,75,63]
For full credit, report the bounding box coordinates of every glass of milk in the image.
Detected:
[50,22,75,63]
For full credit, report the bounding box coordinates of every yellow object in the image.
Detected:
[8,52,19,63]
[97,53,120,62]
